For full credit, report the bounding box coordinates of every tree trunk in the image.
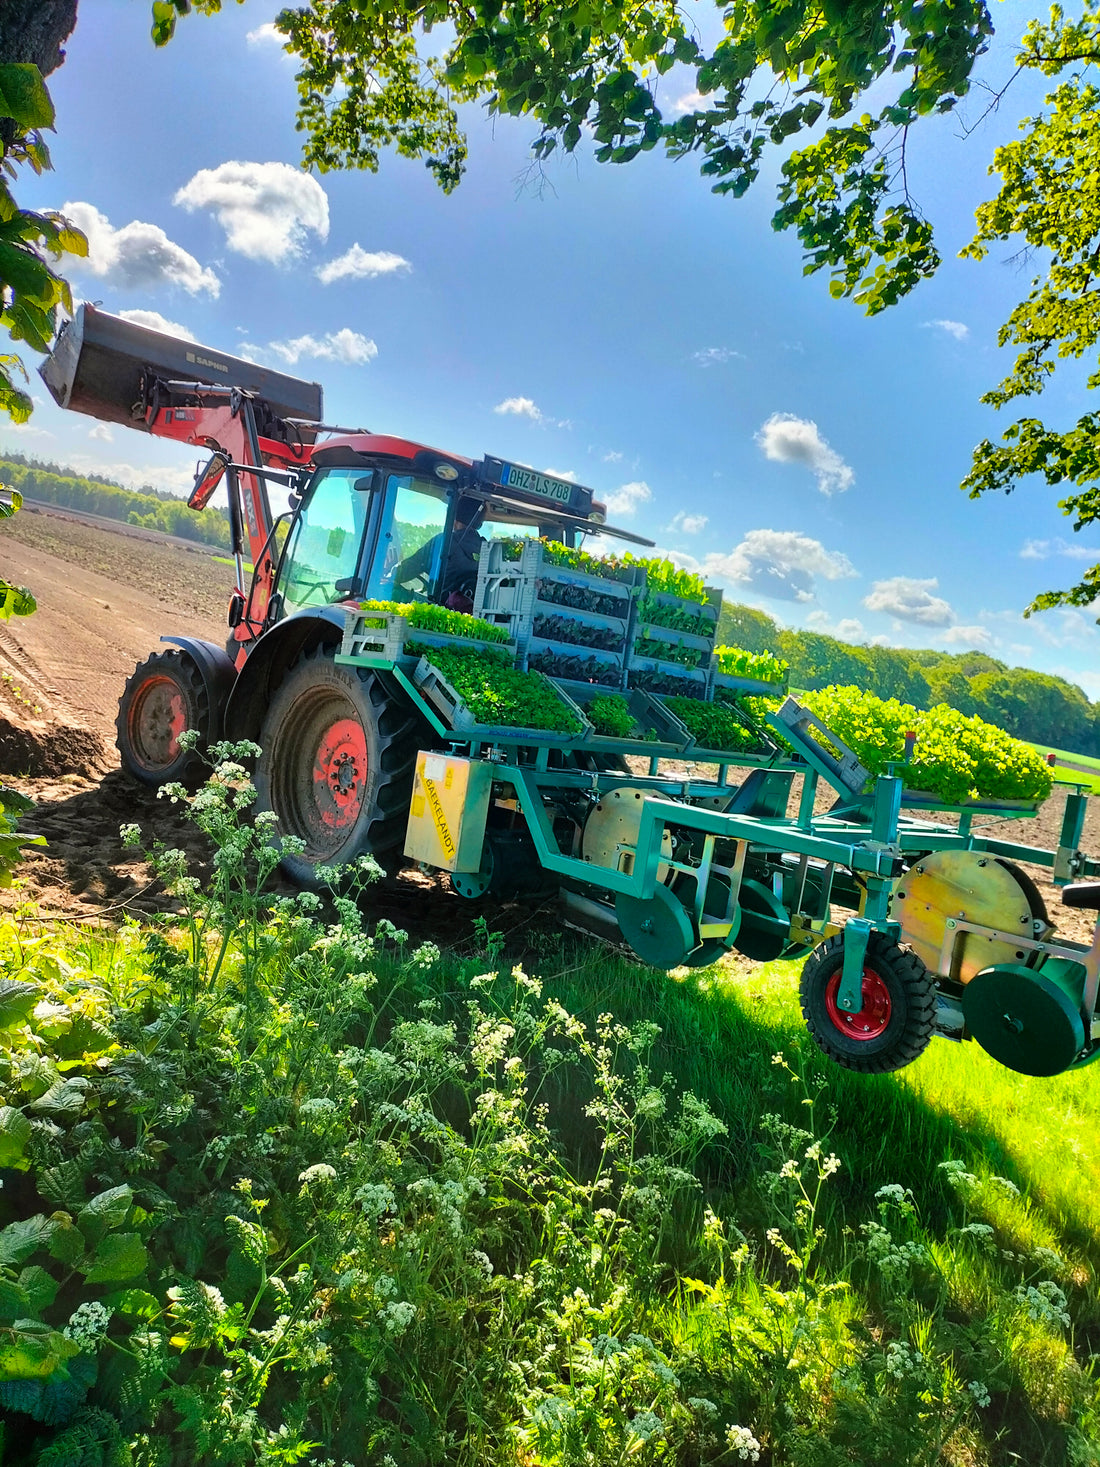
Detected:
[0,0,79,76]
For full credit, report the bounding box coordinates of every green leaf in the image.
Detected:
[81,1232,147,1284]
[104,1287,160,1320]
[47,1218,84,1267]
[0,486,22,517]
[0,1106,31,1167]
[0,582,36,619]
[0,65,55,131]
[0,1279,29,1321]
[77,1186,132,1246]
[29,1080,86,1117]
[0,978,37,1030]
[36,1161,85,1212]
[17,1266,57,1314]
[0,1216,57,1267]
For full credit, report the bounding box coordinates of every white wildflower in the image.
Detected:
[968,1381,991,1408]
[63,1300,114,1348]
[779,1159,799,1180]
[298,1163,337,1189]
[726,1424,761,1462]
[379,1300,416,1336]
[688,1397,718,1419]
[1015,1280,1071,1329]
[629,1410,664,1443]
[356,1182,396,1217]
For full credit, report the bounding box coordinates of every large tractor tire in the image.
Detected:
[799,931,936,1074]
[253,647,423,887]
[117,649,210,787]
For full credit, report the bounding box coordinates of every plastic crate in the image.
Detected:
[339,608,516,665]
[710,667,788,699]
[626,650,708,689]
[524,637,624,688]
[479,536,641,592]
[634,585,722,637]
[474,574,631,654]
[411,654,590,744]
[565,687,693,756]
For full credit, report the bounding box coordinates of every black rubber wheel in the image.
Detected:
[799,931,936,1074]
[116,649,209,786]
[254,647,424,887]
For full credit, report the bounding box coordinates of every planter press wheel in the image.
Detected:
[731,878,790,963]
[962,963,1085,1077]
[615,883,695,969]
[680,872,743,968]
[254,647,423,888]
[799,931,936,1073]
[116,648,209,786]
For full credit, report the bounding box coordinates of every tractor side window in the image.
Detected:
[367,476,449,602]
[281,470,368,613]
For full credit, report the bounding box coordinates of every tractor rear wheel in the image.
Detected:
[799,931,936,1074]
[116,649,209,786]
[254,647,423,887]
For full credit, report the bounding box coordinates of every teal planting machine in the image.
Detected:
[40,305,1100,1080]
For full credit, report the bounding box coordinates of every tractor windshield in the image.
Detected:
[367,475,451,602]
[280,469,370,613]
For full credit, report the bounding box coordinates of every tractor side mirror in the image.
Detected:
[335,576,364,597]
[192,450,229,501]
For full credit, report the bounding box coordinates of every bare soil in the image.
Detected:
[0,505,1094,956]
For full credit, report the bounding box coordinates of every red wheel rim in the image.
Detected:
[313,717,368,830]
[824,966,892,1040]
[127,674,187,770]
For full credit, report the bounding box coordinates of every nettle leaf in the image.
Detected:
[17,1266,58,1314]
[29,1079,88,1117]
[47,1217,85,1267]
[0,64,55,131]
[0,1278,30,1320]
[81,1232,147,1284]
[0,1105,31,1167]
[0,978,38,1030]
[77,1186,132,1245]
[37,1160,85,1211]
[0,1215,57,1267]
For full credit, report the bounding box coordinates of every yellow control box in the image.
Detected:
[404,751,493,872]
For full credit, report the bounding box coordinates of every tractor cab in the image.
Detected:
[274,437,649,621]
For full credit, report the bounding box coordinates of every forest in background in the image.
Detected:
[717,604,1099,757]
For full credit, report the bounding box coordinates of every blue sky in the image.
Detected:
[10,0,1100,696]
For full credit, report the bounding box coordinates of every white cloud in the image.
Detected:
[1020,536,1096,561]
[601,450,623,463]
[2,423,54,441]
[316,245,411,284]
[755,412,854,495]
[494,396,543,421]
[174,161,329,264]
[604,481,652,518]
[869,633,893,647]
[116,308,196,341]
[863,576,954,627]
[543,468,577,482]
[266,328,377,366]
[667,509,708,535]
[1031,607,1100,649]
[88,422,113,442]
[941,624,995,650]
[53,455,195,495]
[692,346,742,367]
[923,319,969,342]
[705,528,857,603]
[806,608,865,642]
[62,201,219,296]
[674,90,707,112]
[246,22,283,44]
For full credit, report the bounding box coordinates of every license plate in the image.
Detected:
[499,462,574,504]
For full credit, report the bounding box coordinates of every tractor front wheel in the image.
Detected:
[254,647,423,887]
[116,649,209,786]
[799,931,936,1074]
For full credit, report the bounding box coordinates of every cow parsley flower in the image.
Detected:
[63,1300,114,1348]
[629,1411,663,1443]
[726,1424,761,1461]
[968,1381,992,1408]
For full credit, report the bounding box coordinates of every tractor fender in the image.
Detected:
[222,608,347,745]
[159,635,236,742]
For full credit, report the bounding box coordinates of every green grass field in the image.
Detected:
[1027,741,1100,793]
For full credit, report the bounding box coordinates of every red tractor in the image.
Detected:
[41,305,650,886]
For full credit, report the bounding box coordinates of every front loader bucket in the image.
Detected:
[39,304,323,429]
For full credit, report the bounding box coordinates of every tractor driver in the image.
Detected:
[393,495,486,612]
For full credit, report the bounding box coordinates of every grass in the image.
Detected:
[1027,741,1100,793]
[210,553,254,573]
[3,752,1100,1464]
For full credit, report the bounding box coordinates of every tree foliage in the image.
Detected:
[154,0,994,314]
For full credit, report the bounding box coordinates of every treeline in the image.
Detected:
[0,452,231,549]
[718,601,1100,756]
